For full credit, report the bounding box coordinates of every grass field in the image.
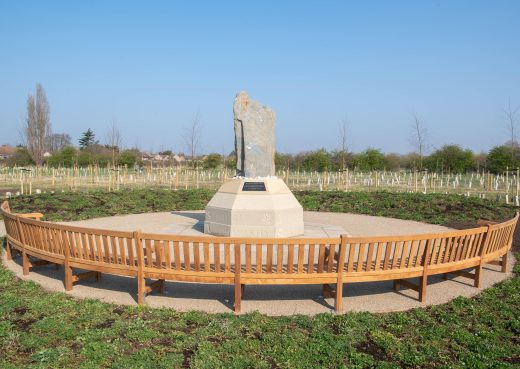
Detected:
[6,188,516,224]
[1,190,519,368]
[2,166,519,206]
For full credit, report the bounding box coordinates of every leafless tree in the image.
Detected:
[25,83,52,165]
[408,113,430,170]
[183,113,202,166]
[338,118,352,170]
[48,133,72,152]
[105,119,122,166]
[504,100,520,161]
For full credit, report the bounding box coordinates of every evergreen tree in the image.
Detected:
[79,128,97,150]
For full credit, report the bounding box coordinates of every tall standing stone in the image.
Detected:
[204,91,303,237]
[234,92,276,178]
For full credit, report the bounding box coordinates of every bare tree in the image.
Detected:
[408,113,430,170]
[338,118,352,170]
[47,133,72,152]
[25,83,52,165]
[504,100,520,162]
[183,113,202,166]
[105,119,122,167]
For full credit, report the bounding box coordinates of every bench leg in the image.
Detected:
[442,273,449,280]
[501,253,508,273]
[474,264,483,288]
[419,276,428,303]
[5,242,13,261]
[234,282,242,314]
[393,280,399,291]
[335,282,343,313]
[394,278,425,302]
[322,284,335,298]
[241,284,245,297]
[159,279,165,293]
[22,252,30,276]
[64,265,73,291]
[137,276,146,305]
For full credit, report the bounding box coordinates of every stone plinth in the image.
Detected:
[204,178,304,237]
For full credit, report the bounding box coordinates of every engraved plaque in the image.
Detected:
[242,182,266,191]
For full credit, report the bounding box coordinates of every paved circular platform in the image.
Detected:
[2,211,515,316]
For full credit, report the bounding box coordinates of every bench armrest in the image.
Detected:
[18,213,44,220]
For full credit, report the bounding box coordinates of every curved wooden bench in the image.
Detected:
[1,200,517,313]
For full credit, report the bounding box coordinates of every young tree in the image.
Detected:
[338,118,352,170]
[105,120,122,167]
[25,83,52,165]
[408,114,430,170]
[79,128,97,150]
[183,113,202,165]
[504,100,520,162]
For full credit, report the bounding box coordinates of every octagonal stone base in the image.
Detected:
[204,178,304,237]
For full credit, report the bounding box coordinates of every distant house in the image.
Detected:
[140,152,186,165]
[140,152,154,162]
[173,154,186,164]
[0,145,16,160]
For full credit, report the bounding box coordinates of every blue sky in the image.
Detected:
[1,1,519,155]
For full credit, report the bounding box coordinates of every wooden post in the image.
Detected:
[322,248,333,297]
[5,239,13,261]
[475,225,492,288]
[393,280,399,291]
[3,208,13,259]
[500,213,516,274]
[234,243,242,314]
[501,252,508,273]
[335,236,347,313]
[135,230,146,305]
[419,239,432,302]
[16,217,30,276]
[62,229,73,291]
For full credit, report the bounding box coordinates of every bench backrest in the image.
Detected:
[62,224,138,270]
[341,227,488,275]
[139,233,342,279]
[484,215,517,254]
[18,216,65,257]
[2,200,517,282]
[1,203,23,245]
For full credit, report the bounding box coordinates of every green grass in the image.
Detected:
[0,239,519,368]
[1,190,519,367]
[5,189,215,221]
[6,189,516,224]
[296,191,516,225]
